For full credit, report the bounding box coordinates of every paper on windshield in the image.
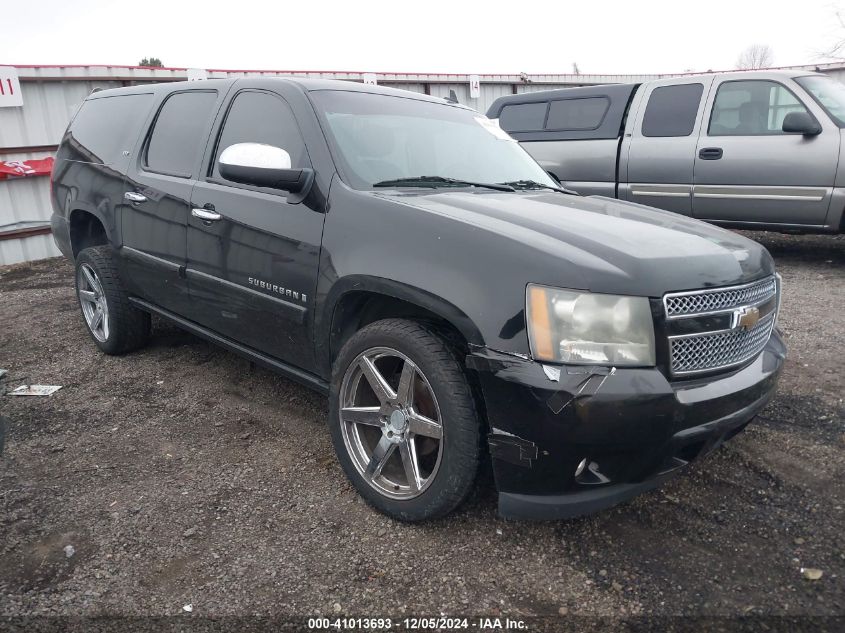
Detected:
[475,117,516,141]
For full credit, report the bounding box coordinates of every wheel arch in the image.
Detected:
[319,276,485,378]
[68,206,111,258]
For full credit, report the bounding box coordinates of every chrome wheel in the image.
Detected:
[339,347,444,500]
[77,263,109,342]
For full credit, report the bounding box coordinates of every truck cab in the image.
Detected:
[489,70,845,233]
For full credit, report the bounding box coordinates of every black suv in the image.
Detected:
[50,78,786,521]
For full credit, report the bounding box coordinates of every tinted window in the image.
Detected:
[66,94,153,165]
[546,97,609,130]
[709,80,809,136]
[145,91,218,177]
[212,91,308,180]
[498,102,547,132]
[642,83,703,137]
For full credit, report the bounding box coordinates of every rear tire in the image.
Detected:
[329,318,480,521]
[75,246,150,355]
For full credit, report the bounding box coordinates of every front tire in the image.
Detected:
[75,246,150,355]
[329,319,481,521]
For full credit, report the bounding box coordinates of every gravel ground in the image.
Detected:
[0,231,842,628]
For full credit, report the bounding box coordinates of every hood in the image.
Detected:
[374,189,775,296]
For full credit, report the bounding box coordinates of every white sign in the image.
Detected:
[186,68,208,81]
[362,73,378,86]
[469,74,480,99]
[0,67,23,107]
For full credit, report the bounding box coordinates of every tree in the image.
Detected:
[736,45,773,70]
[572,62,581,75]
[139,57,164,68]
[820,7,845,58]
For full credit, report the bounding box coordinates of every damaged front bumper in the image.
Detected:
[466,330,786,520]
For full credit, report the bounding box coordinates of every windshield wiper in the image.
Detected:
[499,179,579,195]
[373,176,515,192]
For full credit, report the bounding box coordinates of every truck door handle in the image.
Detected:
[192,208,222,222]
[698,147,723,160]
[124,192,147,203]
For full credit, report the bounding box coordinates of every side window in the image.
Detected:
[641,83,704,137]
[145,91,218,177]
[708,80,810,136]
[66,94,153,165]
[498,102,547,132]
[212,91,309,180]
[545,97,609,131]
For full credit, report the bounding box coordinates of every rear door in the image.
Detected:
[121,89,224,315]
[621,77,713,216]
[186,87,325,371]
[692,77,838,226]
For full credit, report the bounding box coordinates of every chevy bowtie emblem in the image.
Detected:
[733,306,760,330]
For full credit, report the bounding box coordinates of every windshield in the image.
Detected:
[311,90,557,190]
[795,75,845,127]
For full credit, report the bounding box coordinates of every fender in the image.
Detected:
[315,274,485,378]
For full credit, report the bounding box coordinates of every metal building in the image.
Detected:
[1,62,842,265]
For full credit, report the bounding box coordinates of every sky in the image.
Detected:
[3,0,845,75]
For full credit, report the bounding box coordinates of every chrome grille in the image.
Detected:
[664,277,777,318]
[664,276,779,376]
[670,313,775,374]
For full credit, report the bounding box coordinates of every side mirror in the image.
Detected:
[547,170,562,185]
[782,112,822,136]
[218,143,314,195]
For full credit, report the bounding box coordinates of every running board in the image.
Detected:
[129,297,329,395]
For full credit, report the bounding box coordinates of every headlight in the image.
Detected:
[526,284,656,366]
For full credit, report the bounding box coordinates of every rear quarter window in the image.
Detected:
[641,83,704,137]
[498,102,547,132]
[63,94,153,165]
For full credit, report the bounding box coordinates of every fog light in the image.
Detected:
[574,458,587,478]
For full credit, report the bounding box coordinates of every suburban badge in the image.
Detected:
[247,277,307,303]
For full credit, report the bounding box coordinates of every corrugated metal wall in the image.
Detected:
[2,63,844,265]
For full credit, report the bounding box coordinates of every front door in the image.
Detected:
[121,89,223,315]
[186,89,325,371]
[621,77,713,216]
[693,78,838,226]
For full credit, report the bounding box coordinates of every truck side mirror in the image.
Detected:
[218,143,314,196]
[781,112,822,136]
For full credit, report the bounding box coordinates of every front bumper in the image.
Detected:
[467,330,786,520]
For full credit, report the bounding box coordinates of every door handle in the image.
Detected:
[124,192,147,203]
[698,147,723,160]
[192,208,222,222]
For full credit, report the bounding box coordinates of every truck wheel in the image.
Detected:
[75,246,150,355]
[329,319,481,521]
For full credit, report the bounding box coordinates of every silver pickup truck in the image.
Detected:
[487,70,845,233]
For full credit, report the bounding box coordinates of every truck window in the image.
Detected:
[211,91,309,180]
[498,102,547,132]
[641,83,703,137]
[545,97,609,131]
[145,91,218,177]
[65,94,153,165]
[709,80,810,136]
[795,75,845,127]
